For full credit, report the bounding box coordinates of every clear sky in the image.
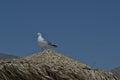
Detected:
[0,0,120,70]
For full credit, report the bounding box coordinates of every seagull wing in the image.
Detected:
[45,39,57,47]
[45,39,53,45]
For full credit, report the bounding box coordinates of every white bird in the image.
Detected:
[37,33,57,49]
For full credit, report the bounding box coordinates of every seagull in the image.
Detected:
[37,33,57,49]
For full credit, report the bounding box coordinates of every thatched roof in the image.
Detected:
[0,50,119,80]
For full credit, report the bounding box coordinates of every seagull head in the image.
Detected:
[37,32,42,36]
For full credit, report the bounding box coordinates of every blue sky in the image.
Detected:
[0,0,120,70]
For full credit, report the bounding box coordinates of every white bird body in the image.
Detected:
[37,33,57,49]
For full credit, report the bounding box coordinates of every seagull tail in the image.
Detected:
[52,45,57,48]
